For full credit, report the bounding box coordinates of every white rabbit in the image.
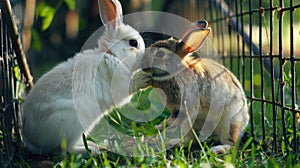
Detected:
[22,0,147,155]
[140,21,249,154]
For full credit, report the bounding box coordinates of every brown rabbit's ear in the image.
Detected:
[98,0,123,29]
[180,20,208,40]
[197,20,208,29]
[179,27,211,54]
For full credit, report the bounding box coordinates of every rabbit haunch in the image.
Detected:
[141,22,249,154]
[22,0,147,155]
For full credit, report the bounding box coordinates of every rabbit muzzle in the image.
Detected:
[140,47,188,82]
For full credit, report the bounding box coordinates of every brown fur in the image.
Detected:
[141,36,249,154]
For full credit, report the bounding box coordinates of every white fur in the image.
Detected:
[22,0,146,155]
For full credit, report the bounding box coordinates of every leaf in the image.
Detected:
[241,137,253,151]
[41,6,55,30]
[283,71,292,87]
[36,3,56,31]
[31,28,41,50]
[82,133,92,154]
[64,0,76,10]
[13,66,19,79]
[253,74,261,86]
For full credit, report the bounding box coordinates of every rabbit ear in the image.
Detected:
[197,20,208,29]
[179,27,211,54]
[98,0,123,29]
[180,20,208,40]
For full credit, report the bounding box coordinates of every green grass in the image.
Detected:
[17,44,300,168]
[17,85,300,167]
[16,54,300,168]
[14,59,299,167]
[224,56,300,157]
[18,125,300,167]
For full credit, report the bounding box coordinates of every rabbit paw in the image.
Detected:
[120,136,161,154]
[73,141,105,155]
[130,71,152,93]
[210,144,233,154]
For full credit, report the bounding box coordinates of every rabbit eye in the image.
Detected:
[129,39,138,48]
[156,50,165,58]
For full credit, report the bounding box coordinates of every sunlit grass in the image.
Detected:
[17,54,300,167]
[17,83,300,167]
[44,126,300,167]
[55,53,299,166]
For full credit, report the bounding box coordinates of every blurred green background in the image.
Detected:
[24,0,300,77]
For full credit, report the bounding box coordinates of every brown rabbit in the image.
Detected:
[140,21,249,154]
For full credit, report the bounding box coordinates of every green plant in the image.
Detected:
[36,0,76,31]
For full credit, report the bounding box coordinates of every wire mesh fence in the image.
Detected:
[205,0,300,155]
[0,0,299,166]
[0,0,31,167]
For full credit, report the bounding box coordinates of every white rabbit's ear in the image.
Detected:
[98,0,123,30]
[179,27,211,54]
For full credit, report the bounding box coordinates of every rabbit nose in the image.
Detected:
[140,55,152,71]
[132,56,144,71]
